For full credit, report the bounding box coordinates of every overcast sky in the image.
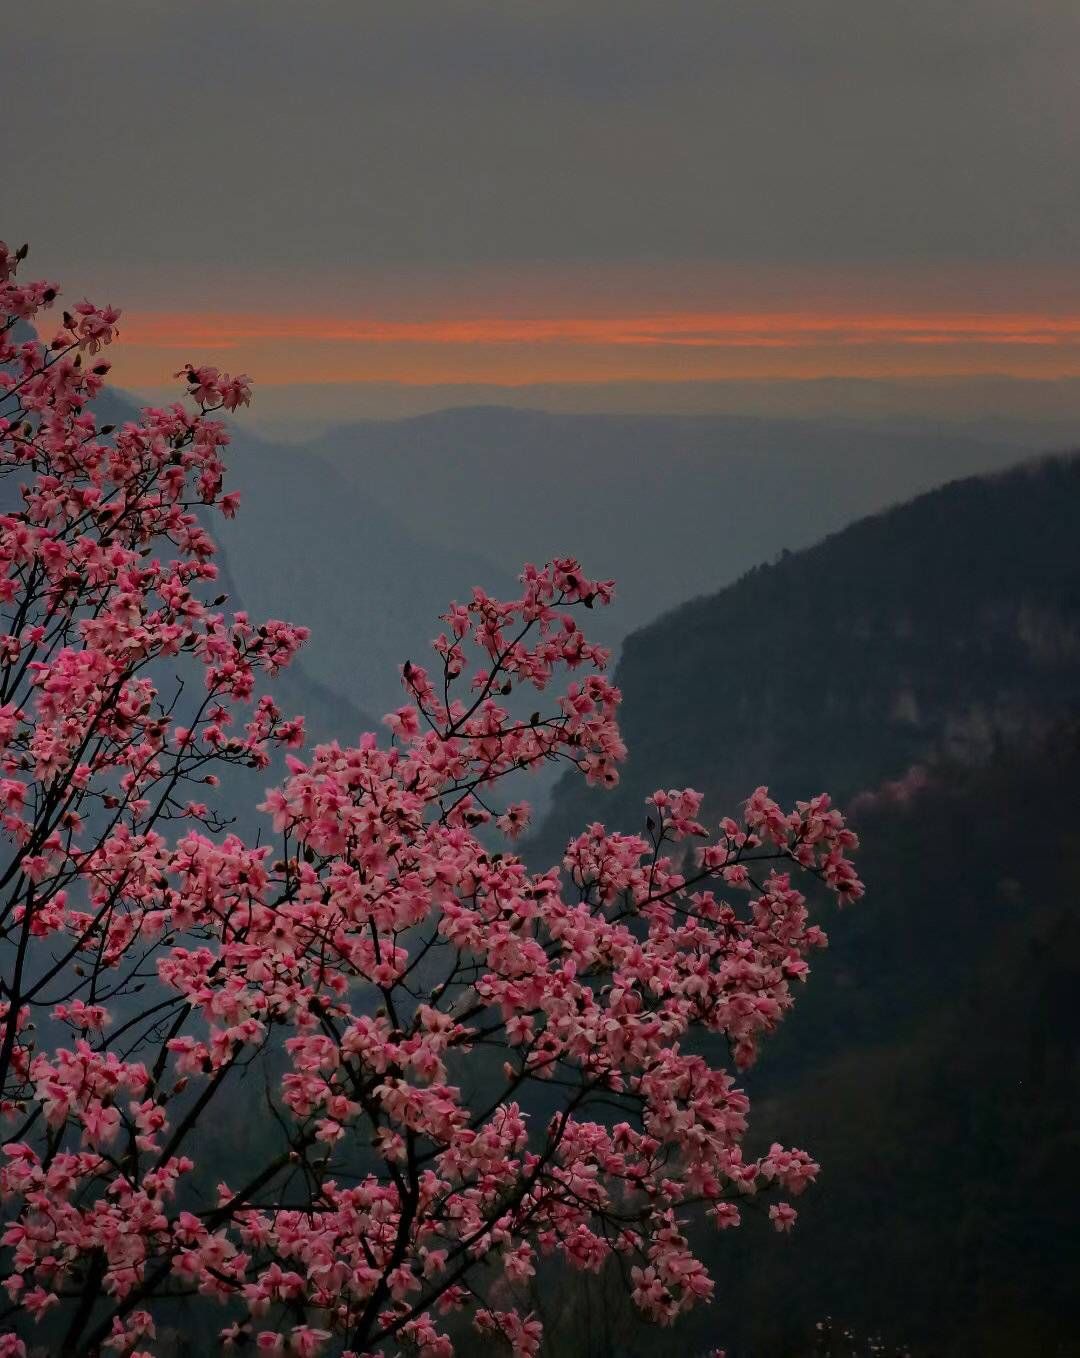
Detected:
[5,1,1080,409]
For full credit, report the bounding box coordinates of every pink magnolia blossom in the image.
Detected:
[0,243,863,1356]
[769,1202,799,1233]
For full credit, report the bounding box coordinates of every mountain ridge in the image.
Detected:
[529,449,1080,866]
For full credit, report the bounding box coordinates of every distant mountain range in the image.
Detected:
[203,402,1046,734]
[55,393,1039,795]
[304,405,1036,637]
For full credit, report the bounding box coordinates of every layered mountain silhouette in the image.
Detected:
[61,391,1053,745]
[214,404,1045,776]
[303,406,1033,642]
[220,428,509,720]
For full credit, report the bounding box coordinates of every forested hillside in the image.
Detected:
[531,732,1080,1356]
[522,455,1080,1355]
[532,453,1080,863]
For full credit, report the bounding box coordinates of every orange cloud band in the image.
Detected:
[118,309,1080,349]
[104,308,1080,388]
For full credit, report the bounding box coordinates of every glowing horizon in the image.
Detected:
[102,304,1080,391]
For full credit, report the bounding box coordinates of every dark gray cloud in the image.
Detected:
[4,0,1078,273]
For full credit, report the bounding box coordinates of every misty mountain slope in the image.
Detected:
[92,387,511,722]
[1,388,360,741]
[306,406,1034,643]
[86,390,378,747]
[13,389,379,840]
[529,451,1080,864]
[218,429,510,719]
[199,540,379,842]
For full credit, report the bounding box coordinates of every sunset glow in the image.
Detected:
[109,306,1080,390]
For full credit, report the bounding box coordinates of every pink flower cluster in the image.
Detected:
[0,244,863,1357]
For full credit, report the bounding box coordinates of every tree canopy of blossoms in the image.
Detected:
[0,242,863,1358]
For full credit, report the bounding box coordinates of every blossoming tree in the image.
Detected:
[0,243,863,1358]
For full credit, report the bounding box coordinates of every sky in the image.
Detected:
[5,0,1080,419]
